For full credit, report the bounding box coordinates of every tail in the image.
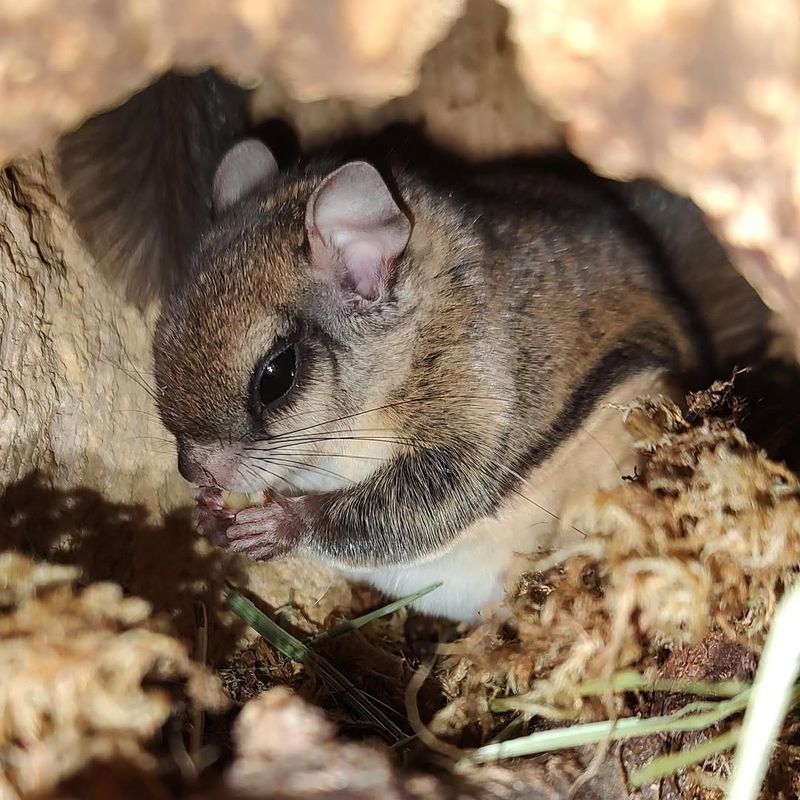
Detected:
[616,179,771,373]
[57,69,249,307]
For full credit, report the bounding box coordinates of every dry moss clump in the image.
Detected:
[0,553,227,800]
[435,381,800,738]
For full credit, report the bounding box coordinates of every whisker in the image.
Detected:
[115,408,166,420]
[247,454,356,486]
[119,444,173,456]
[253,428,572,521]
[247,433,422,450]
[117,334,159,391]
[268,392,519,428]
[122,434,175,444]
[238,380,631,542]
[266,394,517,442]
[580,427,623,475]
[246,449,386,463]
[249,433,575,531]
[99,354,158,402]
[240,461,293,494]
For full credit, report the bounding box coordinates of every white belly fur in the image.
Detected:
[340,371,675,621]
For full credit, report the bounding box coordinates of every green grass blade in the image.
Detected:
[495,672,750,719]
[727,583,800,800]
[468,690,752,764]
[488,715,525,744]
[226,589,309,661]
[489,697,580,720]
[226,588,407,742]
[308,581,442,646]
[629,728,739,788]
[578,671,749,699]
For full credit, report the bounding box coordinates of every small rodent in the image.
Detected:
[58,70,769,621]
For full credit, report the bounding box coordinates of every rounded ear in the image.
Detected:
[305,161,411,301]
[212,139,279,214]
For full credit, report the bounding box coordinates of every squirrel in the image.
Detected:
[58,69,769,621]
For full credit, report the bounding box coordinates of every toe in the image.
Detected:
[227,534,280,560]
[234,506,273,524]
[226,520,274,540]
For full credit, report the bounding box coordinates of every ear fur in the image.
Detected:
[305,161,411,300]
[212,139,279,214]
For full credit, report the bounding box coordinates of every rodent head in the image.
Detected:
[154,139,414,494]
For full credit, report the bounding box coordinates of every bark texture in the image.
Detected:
[505,0,800,353]
[0,0,465,163]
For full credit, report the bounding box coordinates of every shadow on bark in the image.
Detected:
[0,470,246,661]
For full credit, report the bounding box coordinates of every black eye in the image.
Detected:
[255,344,297,408]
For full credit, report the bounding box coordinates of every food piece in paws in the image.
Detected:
[219,490,271,512]
[192,488,272,547]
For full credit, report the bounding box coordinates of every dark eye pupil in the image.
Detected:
[258,346,297,407]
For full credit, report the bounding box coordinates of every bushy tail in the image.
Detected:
[617,179,771,373]
[57,69,248,307]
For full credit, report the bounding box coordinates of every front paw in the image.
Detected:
[225,497,302,561]
[193,487,235,546]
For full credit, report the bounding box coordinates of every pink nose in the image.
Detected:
[177,442,238,487]
[177,445,215,485]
